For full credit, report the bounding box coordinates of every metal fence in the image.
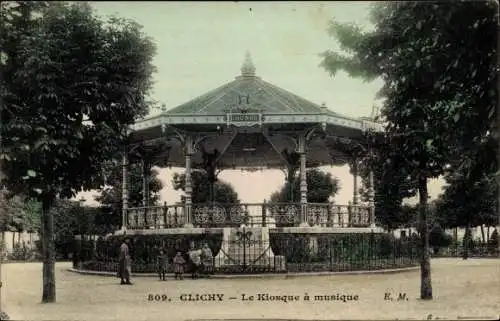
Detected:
[74,233,419,274]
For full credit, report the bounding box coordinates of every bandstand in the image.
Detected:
[75,54,419,274]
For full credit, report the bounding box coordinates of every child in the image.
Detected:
[173,251,186,280]
[157,249,168,281]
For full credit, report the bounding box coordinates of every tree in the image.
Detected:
[486,228,498,255]
[1,2,156,302]
[172,171,239,204]
[50,199,98,258]
[94,163,163,233]
[358,148,417,231]
[320,1,497,300]
[270,168,340,203]
[429,225,452,255]
[0,190,26,247]
[435,169,497,248]
[23,198,42,234]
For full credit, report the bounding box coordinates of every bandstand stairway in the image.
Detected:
[215,227,285,272]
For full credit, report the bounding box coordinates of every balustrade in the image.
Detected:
[124,202,372,229]
[126,204,185,229]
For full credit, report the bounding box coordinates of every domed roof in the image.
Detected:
[166,52,340,116]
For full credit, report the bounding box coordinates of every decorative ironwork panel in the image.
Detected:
[307,204,329,226]
[269,204,299,225]
[213,207,227,224]
[193,205,226,225]
[229,206,244,225]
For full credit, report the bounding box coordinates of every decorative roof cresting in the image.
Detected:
[240,51,256,77]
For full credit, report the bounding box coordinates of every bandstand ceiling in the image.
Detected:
[127,52,384,170]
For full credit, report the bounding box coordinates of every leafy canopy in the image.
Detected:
[172,171,239,204]
[270,168,339,203]
[321,1,497,180]
[1,2,157,201]
[95,164,163,232]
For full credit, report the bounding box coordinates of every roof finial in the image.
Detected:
[241,51,256,77]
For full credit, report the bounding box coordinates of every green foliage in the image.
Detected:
[322,1,497,180]
[435,170,497,229]
[462,227,475,258]
[51,199,98,239]
[487,229,498,255]
[1,1,156,301]
[269,168,340,203]
[172,171,239,204]
[0,190,26,232]
[95,163,163,232]
[320,1,498,299]
[358,159,417,230]
[429,225,452,254]
[23,198,42,233]
[1,2,157,200]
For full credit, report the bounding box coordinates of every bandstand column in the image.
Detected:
[352,157,359,205]
[141,159,150,207]
[183,135,194,228]
[121,153,129,230]
[298,134,309,227]
[368,170,376,227]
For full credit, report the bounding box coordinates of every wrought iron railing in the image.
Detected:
[125,202,373,229]
[75,233,419,274]
[125,203,185,229]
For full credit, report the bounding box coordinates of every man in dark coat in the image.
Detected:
[118,237,132,285]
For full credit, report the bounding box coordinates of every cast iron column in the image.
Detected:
[368,170,376,227]
[142,159,150,207]
[352,157,359,205]
[298,134,309,227]
[184,135,194,228]
[121,153,129,230]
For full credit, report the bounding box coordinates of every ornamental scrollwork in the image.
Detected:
[229,206,244,224]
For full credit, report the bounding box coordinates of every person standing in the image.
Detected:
[173,251,186,280]
[118,237,132,285]
[157,249,168,281]
[201,243,213,275]
[188,244,202,279]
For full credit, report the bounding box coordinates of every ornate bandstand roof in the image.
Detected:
[128,53,384,170]
[166,52,339,116]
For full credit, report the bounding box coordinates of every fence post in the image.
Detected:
[327,203,332,227]
[244,204,250,226]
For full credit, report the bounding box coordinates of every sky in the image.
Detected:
[76,1,445,206]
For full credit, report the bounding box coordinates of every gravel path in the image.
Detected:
[2,258,499,321]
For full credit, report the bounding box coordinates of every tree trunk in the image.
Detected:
[463,225,470,260]
[480,225,485,245]
[41,193,56,303]
[454,227,458,257]
[417,175,432,300]
[486,226,490,243]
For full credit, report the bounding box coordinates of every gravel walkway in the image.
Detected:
[2,258,499,321]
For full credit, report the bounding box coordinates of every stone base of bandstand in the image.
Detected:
[215,226,286,272]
